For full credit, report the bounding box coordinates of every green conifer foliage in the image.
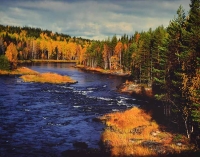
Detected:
[0,55,10,70]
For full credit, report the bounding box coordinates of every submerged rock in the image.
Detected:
[61,148,110,157]
[92,117,102,122]
[73,141,88,149]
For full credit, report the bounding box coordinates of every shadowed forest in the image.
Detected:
[0,0,199,155]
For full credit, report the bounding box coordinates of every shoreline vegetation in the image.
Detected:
[118,80,153,98]
[0,66,77,84]
[99,107,196,157]
[75,64,131,77]
[75,65,153,98]
[18,59,78,63]
[0,66,38,75]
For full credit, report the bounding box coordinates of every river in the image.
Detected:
[0,63,140,157]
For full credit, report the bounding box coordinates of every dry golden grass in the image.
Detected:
[20,72,77,84]
[100,107,193,157]
[0,66,77,84]
[0,70,9,75]
[104,107,152,133]
[0,67,38,75]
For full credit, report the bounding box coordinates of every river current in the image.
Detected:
[0,63,140,157]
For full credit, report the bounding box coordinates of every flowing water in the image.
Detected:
[0,63,141,157]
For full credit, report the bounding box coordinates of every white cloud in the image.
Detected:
[0,0,191,40]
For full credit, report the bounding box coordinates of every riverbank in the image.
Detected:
[117,80,153,99]
[75,65,131,77]
[61,106,199,157]
[98,107,198,157]
[0,67,39,75]
[75,65,152,98]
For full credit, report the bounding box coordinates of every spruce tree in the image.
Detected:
[166,5,193,137]
[185,0,200,139]
[151,26,168,95]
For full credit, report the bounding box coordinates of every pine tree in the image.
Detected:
[151,26,168,92]
[165,5,193,137]
[191,57,200,129]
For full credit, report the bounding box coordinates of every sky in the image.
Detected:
[0,0,190,40]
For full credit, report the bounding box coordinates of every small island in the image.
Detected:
[21,72,77,84]
[0,66,77,84]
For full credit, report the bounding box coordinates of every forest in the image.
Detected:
[0,0,199,146]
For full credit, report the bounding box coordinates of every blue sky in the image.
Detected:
[0,0,190,40]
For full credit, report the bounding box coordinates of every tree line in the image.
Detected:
[0,24,92,69]
[0,0,199,144]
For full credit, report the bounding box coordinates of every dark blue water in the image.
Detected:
[0,63,138,157]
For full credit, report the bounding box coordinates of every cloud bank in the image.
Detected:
[0,0,190,40]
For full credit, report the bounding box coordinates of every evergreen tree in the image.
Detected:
[184,0,200,139]
[151,26,168,90]
[139,31,152,84]
[166,5,193,137]
[0,55,10,70]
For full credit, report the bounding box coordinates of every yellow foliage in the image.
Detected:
[5,42,18,69]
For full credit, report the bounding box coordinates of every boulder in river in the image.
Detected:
[73,141,88,149]
[61,148,110,157]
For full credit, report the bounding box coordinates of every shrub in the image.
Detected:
[0,55,10,70]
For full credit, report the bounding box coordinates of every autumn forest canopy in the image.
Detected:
[0,0,199,146]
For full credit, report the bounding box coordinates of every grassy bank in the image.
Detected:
[75,65,130,77]
[0,67,38,75]
[100,107,196,157]
[20,72,77,84]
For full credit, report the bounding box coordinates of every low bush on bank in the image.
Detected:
[0,55,10,71]
[20,72,77,84]
[100,107,194,156]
